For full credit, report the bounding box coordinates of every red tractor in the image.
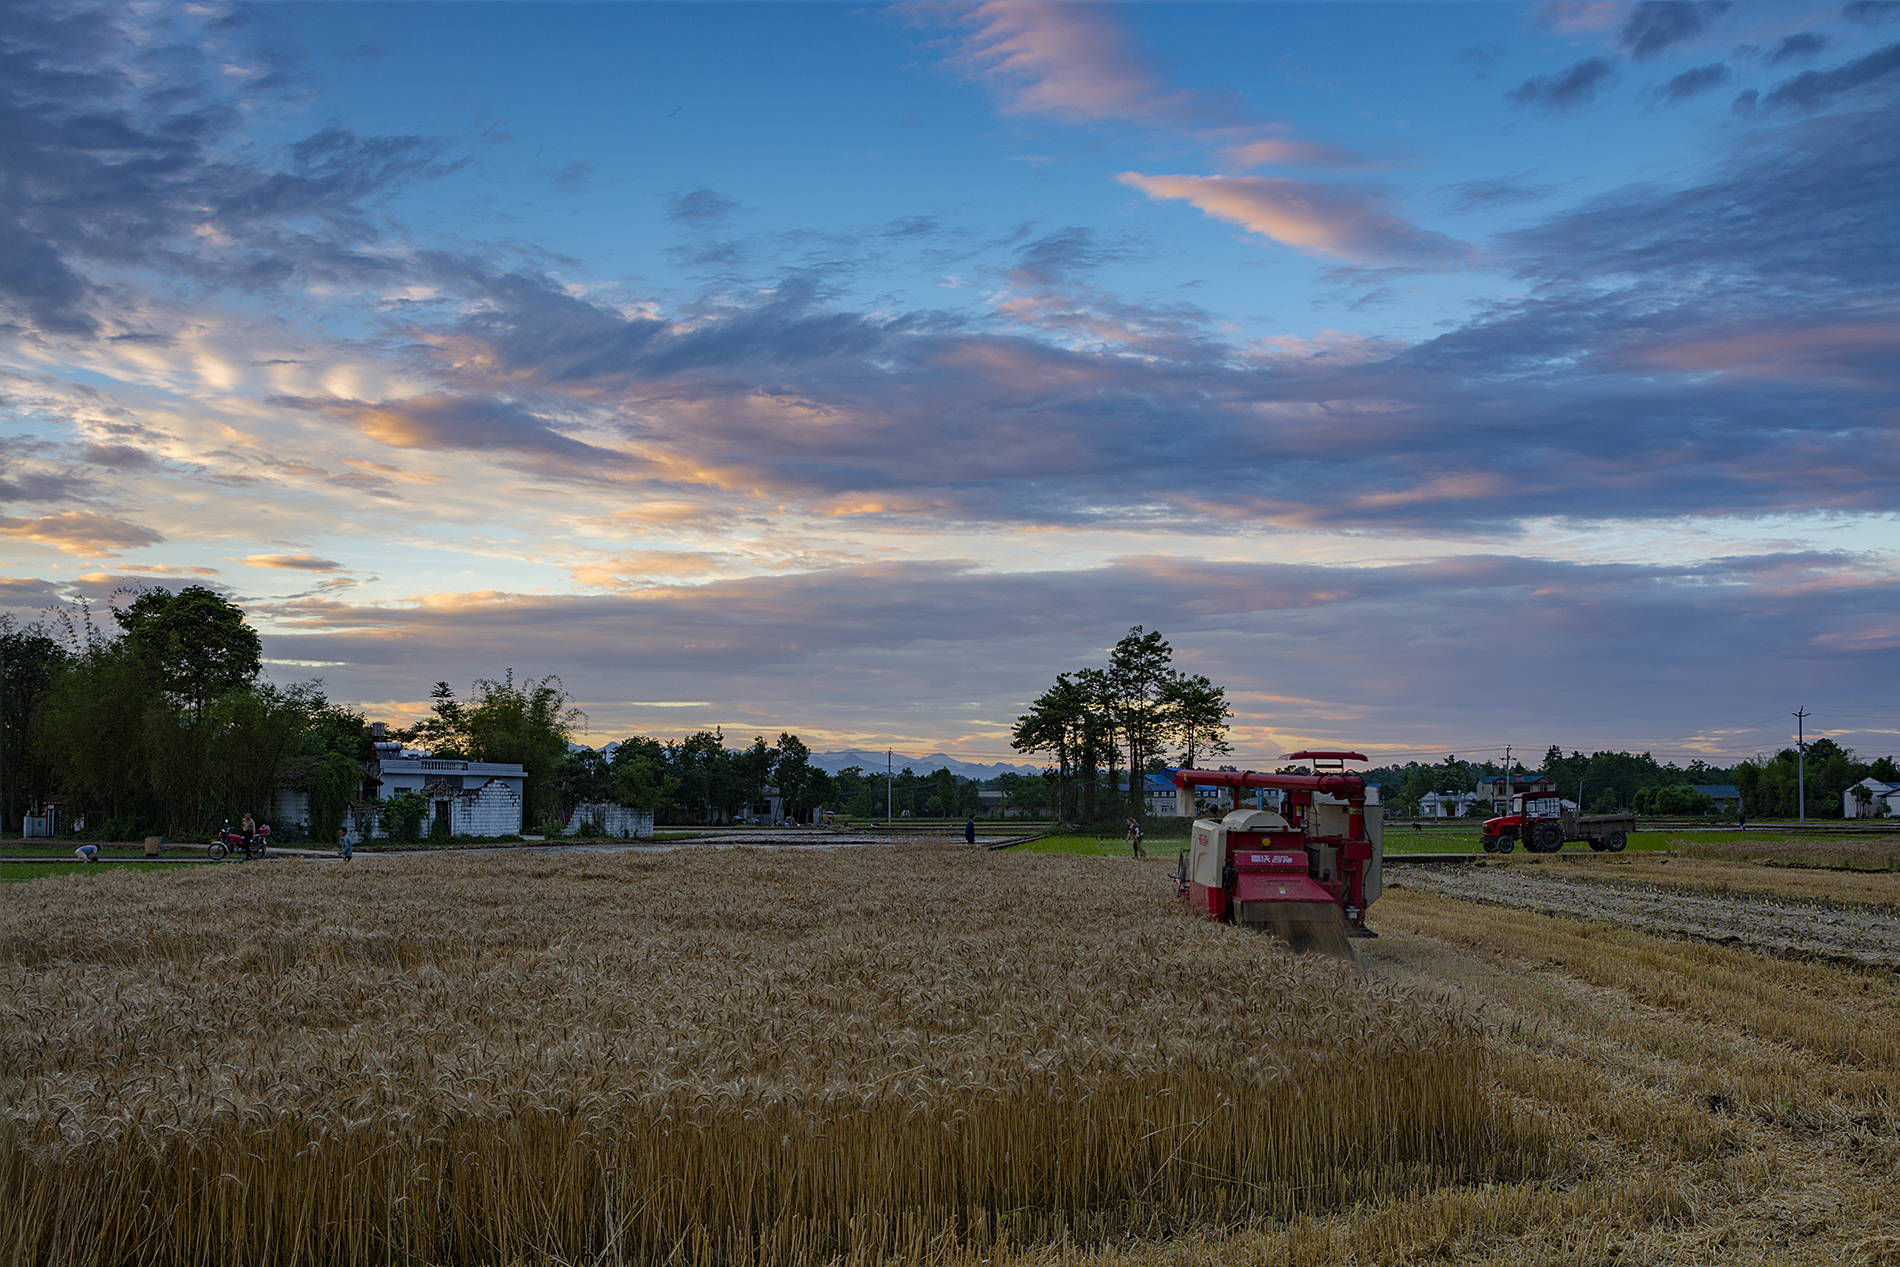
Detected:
[1481,792,1631,854]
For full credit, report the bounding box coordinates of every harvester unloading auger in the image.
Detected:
[1171,752,1382,964]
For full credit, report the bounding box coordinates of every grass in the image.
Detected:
[1011,834,1172,858]
[0,860,214,882]
[2,845,1522,1267]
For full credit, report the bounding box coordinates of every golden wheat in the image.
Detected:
[2,845,1522,1266]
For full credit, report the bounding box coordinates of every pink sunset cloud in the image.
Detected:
[1118,173,1471,266]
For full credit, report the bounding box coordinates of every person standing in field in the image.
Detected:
[964,815,976,844]
[1126,817,1146,858]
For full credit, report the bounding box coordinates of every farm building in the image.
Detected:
[368,740,529,837]
[1846,778,1899,818]
[1690,784,1744,813]
[1417,790,1487,818]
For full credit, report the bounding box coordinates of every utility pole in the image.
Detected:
[1794,708,1808,824]
[886,748,893,824]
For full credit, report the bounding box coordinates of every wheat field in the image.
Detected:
[1,845,1525,1267]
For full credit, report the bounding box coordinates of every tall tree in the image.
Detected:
[773,732,819,823]
[407,681,471,756]
[0,615,67,830]
[462,672,582,828]
[1107,627,1175,813]
[1165,673,1232,770]
[112,585,261,719]
[610,737,679,812]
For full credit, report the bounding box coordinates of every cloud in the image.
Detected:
[1661,62,1731,101]
[948,1,1238,128]
[938,4,1358,177]
[1538,3,1627,36]
[0,1,455,339]
[1005,227,1131,286]
[274,393,641,472]
[667,188,739,224]
[1502,104,1898,286]
[1456,43,1507,77]
[1439,175,1561,212]
[338,457,445,485]
[1769,31,1831,64]
[0,575,67,610]
[1843,1,1899,22]
[250,552,1900,758]
[1507,57,1619,110]
[241,553,347,571]
[1762,40,1900,110]
[78,442,161,470]
[1618,1,1730,61]
[1221,137,1366,171]
[551,160,593,191]
[0,510,164,555]
[1117,173,1472,266]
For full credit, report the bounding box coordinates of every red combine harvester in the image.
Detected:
[1171,751,1382,962]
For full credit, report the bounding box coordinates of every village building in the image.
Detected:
[367,739,528,837]
[1847,777,1900,818]
[1474,772,1558,811]
[1689,784,1744,814]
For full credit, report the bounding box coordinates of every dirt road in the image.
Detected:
[1394,860,1900,968]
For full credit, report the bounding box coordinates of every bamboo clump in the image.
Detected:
[2,845,1528,1266]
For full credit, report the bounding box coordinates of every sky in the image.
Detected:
[2,0,1896,769]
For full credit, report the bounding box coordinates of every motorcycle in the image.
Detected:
[208,822,269,861]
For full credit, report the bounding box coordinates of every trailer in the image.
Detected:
[1170,752,1382,961]
[1481,792,1632,854]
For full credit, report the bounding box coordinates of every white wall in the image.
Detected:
[563,802,656,839]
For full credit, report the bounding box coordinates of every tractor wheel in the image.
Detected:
[1532,821,1563,853]
[1481,834,1498,853]
[1498,835,1516,853]
[1605,831,1628,853]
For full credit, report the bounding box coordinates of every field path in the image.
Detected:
[1392,862,1900,968]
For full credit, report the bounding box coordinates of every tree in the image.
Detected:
[548,749,614,822]
[36,634,160,833]
[1013,673,1105,822]
[1107,627,1174,814]
[408,682,472,756]
[1166,673,1232,770]
[721,736,775,822]
[460,672,582,827]
[0,615,67,830]
[306,752,362,844]
[670,730,727,823]
[112,585,261,719]
[610,737,679,812]
[773,733,818,822]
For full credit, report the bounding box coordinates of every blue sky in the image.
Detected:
[2,1,1896,767]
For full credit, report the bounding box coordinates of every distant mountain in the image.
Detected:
[807,749,1043,780]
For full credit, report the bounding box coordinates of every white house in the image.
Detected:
[1846,778,1899,819]
[369,741,529,837]
[1417,790,1486,818]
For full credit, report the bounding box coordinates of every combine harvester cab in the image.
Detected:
[1172,752,1382,963]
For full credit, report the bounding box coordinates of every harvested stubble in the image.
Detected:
[2,846,1527,1266]
[1669,836,1900,872]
